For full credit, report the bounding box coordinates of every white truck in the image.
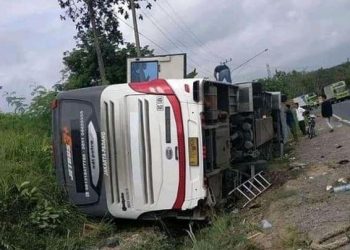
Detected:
[293,95,308,107]
[324,81,350,103]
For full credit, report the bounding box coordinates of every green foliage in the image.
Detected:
[182,214,259,250]
[28,85,58,131]
[281,226,310,249]
[119,229,172,250]
[1,85,57,133]
[62,41,154,89]
[58,0,157,86]
[29,86,57,117]
[259,61,350,98]
[2,91,28,114]
[58,0,155,45]
[0,114,110,249]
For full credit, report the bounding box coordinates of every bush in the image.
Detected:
[0,113,101,249]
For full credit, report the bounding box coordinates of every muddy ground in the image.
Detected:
[245,117,350,249]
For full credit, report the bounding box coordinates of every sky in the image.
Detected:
[1,0,350,111]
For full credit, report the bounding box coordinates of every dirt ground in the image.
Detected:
[245,117,350,249]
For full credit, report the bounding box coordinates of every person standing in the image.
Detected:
[214,64,232,83]
[286,104,298,141]
[321,94,334,132]
[295,103,306,135]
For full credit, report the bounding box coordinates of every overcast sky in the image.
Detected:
[1,0,350,111]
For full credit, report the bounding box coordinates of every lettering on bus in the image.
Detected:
[156,96,164,111]
[62,127,74,181]
[100,132,109,177]
[79,111,90,198]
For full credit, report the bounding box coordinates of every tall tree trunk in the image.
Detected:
[87,0,108,85]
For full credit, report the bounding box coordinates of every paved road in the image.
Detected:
[333,100,350,121]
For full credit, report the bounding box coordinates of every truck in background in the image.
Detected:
[305,93,318,107]
[293,93,319,108]
[323,81,350,103]
[293,95,308,107]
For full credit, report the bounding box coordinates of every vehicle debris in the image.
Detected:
[102,236,120,248]
[289,162,307,168]
[337,177,347,184]
[311,224,350,250]
[248,203,261,210]
[261,219,272,229]
[247,232,262,239]
[338,160,349,165]
[333,184,350,193]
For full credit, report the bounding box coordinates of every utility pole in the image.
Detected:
[130,0,141,57]
[266,64,271,79]
[221,58,232,65]
[87,0,108,85]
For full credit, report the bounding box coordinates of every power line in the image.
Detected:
[117,16,211,76]
[162,0,226,62]
[140,10,184,52]
[142,11,212,67]
[153,1,221,65]
[117,16,169,53]
[143,4,217,66]
[231,48,269,73]
[139,10,213,75]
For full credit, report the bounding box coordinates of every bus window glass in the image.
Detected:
[131,61,158,82]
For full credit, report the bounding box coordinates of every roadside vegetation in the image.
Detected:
[0,89,110,249]
[0,106,258,249]
[260,61,350,98]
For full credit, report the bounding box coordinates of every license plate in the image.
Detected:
[189,137,199,166]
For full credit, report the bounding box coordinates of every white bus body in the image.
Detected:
[53,79,279,219]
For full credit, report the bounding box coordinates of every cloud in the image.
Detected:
[0,1,76,111]
[126,0,350,81]
[1,0,350,111]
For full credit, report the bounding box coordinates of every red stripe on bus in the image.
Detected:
[167,95,186,209]
[129,79,174,95]
[129,79,186,209]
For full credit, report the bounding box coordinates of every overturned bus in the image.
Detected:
[52,79,285,220]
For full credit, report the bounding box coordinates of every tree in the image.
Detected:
[61,39,154,89]
[259,61,350,99]
[58,0,155,85]
[2,91,28,114]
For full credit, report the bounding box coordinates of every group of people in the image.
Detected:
[284,95,334,141]
[285,102,306,141]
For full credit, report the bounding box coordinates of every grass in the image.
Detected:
[270,189,298,202]
[280,226,310,249]
[0,113,114,249]
[181,214,260,250]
